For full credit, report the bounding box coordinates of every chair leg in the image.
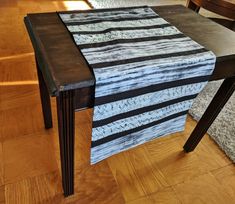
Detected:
[184,76,235,152]
[186,0,200,12]
[36,58,53,129]
[56,90,75,197]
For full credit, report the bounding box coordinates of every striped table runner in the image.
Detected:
[58,6,216,164]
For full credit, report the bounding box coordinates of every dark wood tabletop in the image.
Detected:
[25,5,235,98]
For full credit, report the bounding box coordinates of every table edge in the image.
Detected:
[25,5,235,96]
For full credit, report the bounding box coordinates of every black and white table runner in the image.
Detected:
[58,6,216,164]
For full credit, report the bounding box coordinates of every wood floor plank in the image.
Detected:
[0,55,37,83]
[0,185,5,204]
[0,85,40,112]
[145,134,212,186]
[127,187,181,204]
[183,116,232,166]
[3,132,58,184]
[126,147,169,194]
[173,172,234,204]
[65,162,125,204]
[5,171,62,204]
[175,133,231,172]
[107,146,169,202]
[107,152,146,202]
[0,0,91,58]
[0,103,46,141]
[0,143,3,186]
[212,164,235,200]
[0,7,33,57]
[200,134,232,165]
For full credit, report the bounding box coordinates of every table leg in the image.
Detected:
[56,90,75,197]
[36,57,53,129]
[184,76,235,152]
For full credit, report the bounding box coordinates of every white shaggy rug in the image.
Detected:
[87,0,235,162]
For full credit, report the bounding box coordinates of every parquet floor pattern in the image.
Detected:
[0,0,234,203]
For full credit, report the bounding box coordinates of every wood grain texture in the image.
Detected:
[71,162,125,204]
[0,0,90,58]
[127,187,180,204]
[145,135,210,186]
[0,186,5,204]
[0,144,3,186]
[173,173,234,203]
[0,54,37,84]
[0,0,235,203]
[183,116,232,166]
[0,103,45,141]
[212,164,235,200]
[3,132,58,184]
[107,147,168,202]
[5,171,62,204]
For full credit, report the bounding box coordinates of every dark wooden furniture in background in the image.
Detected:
[24,5,235,197]
[187,0,235,30]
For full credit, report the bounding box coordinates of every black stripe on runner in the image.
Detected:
[69,24,172,35]
[64,16,160,26]
[91,110,188,147]
[91,48,209,68]
[78,33,186,49]
[95,75,210,105]
[93,93,197,128]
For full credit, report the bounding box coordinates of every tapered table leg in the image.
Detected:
[36,57,53,129]
[184,76,235,152]
[56,90,75,197]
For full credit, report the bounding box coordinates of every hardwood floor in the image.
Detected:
[0,0,234,203]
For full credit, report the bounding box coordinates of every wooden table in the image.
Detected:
[24,5,235,197]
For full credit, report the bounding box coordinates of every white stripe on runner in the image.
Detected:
[92,99,193,140]
[67,18,168,32]
[82,38,202,64]
[94,61,214,97]
[91,115,186,164]
[73,27,181,45]
[60,7,157,23]
[93,82,207,121]
[94,52,215,79]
